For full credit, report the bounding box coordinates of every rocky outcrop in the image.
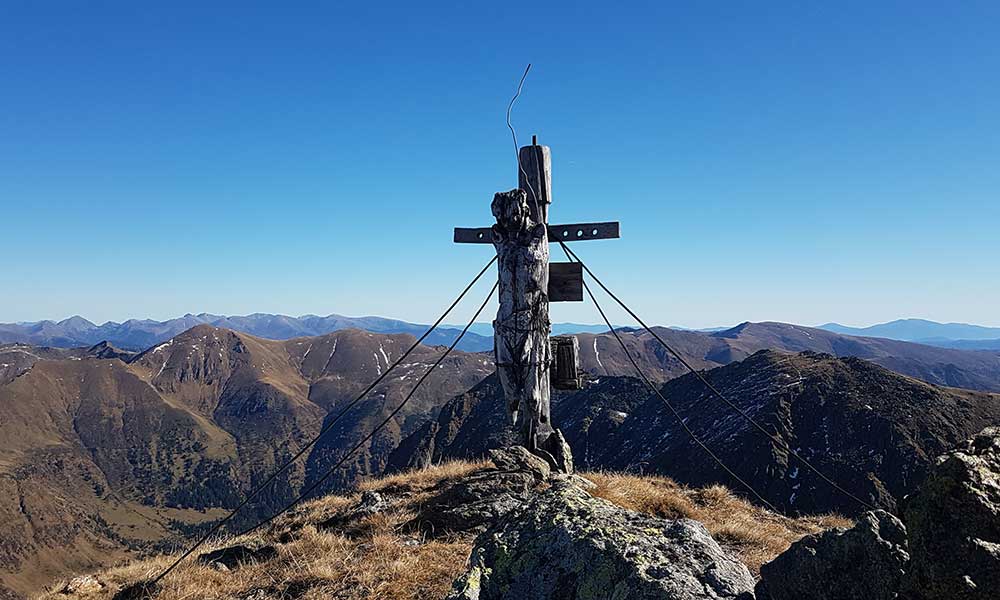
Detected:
[409,447,551,536]
[198,544,278,570]
[60,576,106,595]
[753,426,1000,600]
[901,427,1000,600]
[446,481,755,600]
[85,341,136,361]
[755,509,908,600]
[319,490,392,534]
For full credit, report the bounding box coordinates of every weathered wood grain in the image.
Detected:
[491,187,553,450]
[518,143,552,223]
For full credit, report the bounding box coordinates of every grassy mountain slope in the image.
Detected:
[0,326,491,598]
[36,462,848,600]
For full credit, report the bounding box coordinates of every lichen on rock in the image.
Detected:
[901,426,1000,600]
[445,481,755,600]
[754,509,908,600]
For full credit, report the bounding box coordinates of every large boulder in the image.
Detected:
[446,481,755,600]
[901,426,1000,600]
[754,509,908,600]
[409,446,551,536]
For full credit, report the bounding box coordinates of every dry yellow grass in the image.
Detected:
[37,461,849,600]
[586,471,852,573]
[355,459,489,494]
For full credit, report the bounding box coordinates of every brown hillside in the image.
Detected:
[0,326,491,599]
[36,462,848,600]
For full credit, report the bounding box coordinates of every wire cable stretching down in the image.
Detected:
[148,255,498,586]
[558,240,877,513]
[239,279,499,537]
[558,244,777,511]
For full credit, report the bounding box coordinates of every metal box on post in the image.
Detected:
[550,335,582,390]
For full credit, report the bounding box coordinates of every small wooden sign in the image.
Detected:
[549,262,583,302]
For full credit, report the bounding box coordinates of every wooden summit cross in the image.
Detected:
[454,137,619,472]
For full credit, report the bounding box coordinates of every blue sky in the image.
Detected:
[2,2,998,328]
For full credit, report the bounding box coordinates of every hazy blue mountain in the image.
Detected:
[551,323,616,335]
[819,318,1000,342]
[668,325,733,333]
[0,313,494,352]
[455,323,495,337]
[915,338,1000,351]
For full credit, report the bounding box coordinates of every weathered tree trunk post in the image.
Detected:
[491,141,572,473]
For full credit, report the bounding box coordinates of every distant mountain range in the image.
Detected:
[4,315,1000,357]
[0,314,631,354]
[818,318,1000,350]
[0,313,495,353]
[4,318,1000,595]
[568,321,1000,393]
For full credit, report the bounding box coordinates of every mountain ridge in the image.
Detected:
[819,318,1000,343]
[0,325,493,598]
[0,313,495,353]
[392,349,1000,515]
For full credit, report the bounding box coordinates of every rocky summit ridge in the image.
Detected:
[37,427,1000,600]
[39,448,838,600]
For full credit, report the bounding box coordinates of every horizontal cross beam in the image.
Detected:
[454,221,620,244]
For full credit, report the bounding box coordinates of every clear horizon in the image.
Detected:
[3,3,998,328]
[6,311,1000,333]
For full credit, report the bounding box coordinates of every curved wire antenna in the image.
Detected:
[506,63,541,207]
[147,255,498,586]
[237,279,499,537]
[559,244,777,511]
[557,239,878,514]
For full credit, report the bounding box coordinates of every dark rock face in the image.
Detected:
[197,544,278,570]
[902,427,1000,600]
[755,510,908,600]
[538,427,574,474]
[550,376,650,470]
[446,481,755,600]
[383,375,512,474]
[85,341,136,361]
[384,376,647,475]
[594,351,1000,516]
[393,351,1000,516]
[318,491,392,534]
[409,447,550,536]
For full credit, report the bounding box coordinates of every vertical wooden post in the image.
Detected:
[492,140,572,473]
